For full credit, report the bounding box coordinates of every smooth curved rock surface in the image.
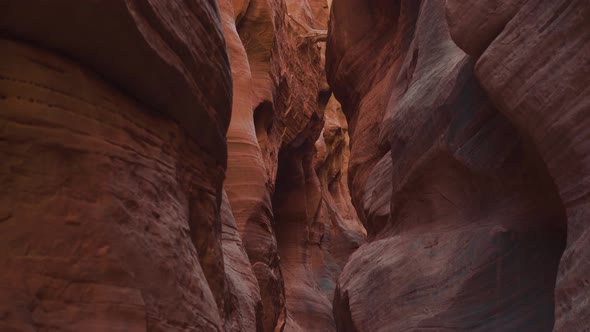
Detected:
[273,95,364,332]
[0,39,226,331]
[327,0,568,330]
[0,0,362,330]
[4,0,584,331]
[221,190,264,332]
[0,1,235,331]
[221,0,286,330]
[0,0,232,160]
[446,0,590,330]
[220,0,363,330]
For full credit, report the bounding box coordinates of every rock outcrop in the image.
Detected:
[2,0,587,331]
[1,0,364,331]
[327,0,574,330]
[220,0,364,330]
[445,1,590,330]
[0,1,233,331]
[0,43,227,332]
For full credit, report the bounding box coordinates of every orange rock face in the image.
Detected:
[220,0,364,330]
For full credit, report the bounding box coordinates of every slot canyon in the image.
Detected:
[0,0,588,331]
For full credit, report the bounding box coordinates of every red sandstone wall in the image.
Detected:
[2,0,586,331]
[0,1,363,331]
[0,1,231,328]
[326,0,578,330]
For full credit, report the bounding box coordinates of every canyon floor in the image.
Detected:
[1,0,589,331]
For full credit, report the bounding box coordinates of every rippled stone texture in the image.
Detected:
[273,95,366,331]
[221,0,285,329]
[327,0,568,330]
[0,39,227,331]
[0,0,232,159]
[220,0,364,330]
[5,0,582,331]
[0,1,232,330]
[0,0,365,331]
[446,1,590,330]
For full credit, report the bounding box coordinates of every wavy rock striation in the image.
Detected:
[0,1,233,331]
[0,0,363,331]
[445,1,590,330]
[3,0,584,331]
[220,0,364,330]
[0,38,228,331]
[327,0,572,331]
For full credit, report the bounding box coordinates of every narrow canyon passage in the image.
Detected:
[0,0,589,332]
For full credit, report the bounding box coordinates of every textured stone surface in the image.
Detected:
[218,1,270,330]
[327,0,568,330]
[0,39,227,331]
[273,95,365,332]
[314,96,366,277]
[270,1,366,331]
[221,190,263,332]
[5,0,584,331]
[0,0,364,330]
[221,0,285,329]
[0,1,233,331]
[446,0,590,330]
[0,0,232,159]
[220,0,363,331]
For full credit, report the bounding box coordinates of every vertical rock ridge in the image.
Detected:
[446,0,590,330]
[220,0,364,331]
[3,0,587,331]
[0,36,227,331]
[326,0,573,330]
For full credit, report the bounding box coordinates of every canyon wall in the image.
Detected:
[327,0,588,331]
[1,0,587,331]
[220,0,364,330]
[445,1,590,330]
[0,0,363,331]
[0,1,232,330]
